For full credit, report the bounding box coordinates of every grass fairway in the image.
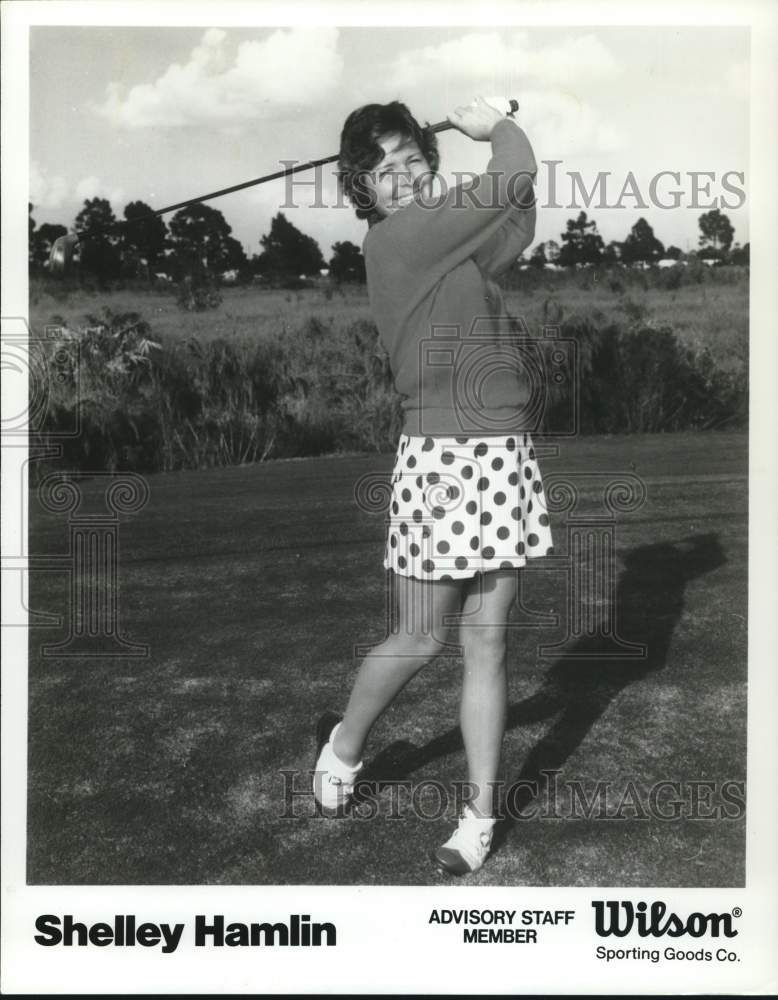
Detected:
[27,432,747,886]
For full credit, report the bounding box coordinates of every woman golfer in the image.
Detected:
[313,97,553,875]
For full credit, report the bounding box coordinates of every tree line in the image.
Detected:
[28,198,366,286]
[532,209,748,269]
[28,197,747,287]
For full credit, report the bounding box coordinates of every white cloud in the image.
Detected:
[390,30,620,90]
[29,163,127,218]
[383,31,623,159]
[94,27,344,129]
[518,90,625,156]
[75,175,125,206]
[30,161,69,210]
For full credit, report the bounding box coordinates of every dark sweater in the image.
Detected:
[363,118,537,437]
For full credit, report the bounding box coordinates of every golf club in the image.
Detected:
[47,97,519,275]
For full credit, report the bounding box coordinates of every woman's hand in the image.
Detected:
[447,96,506,141]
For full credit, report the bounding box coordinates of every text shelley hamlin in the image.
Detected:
[34,914,336,953]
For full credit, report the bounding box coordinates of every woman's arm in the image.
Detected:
[473,203,537,280]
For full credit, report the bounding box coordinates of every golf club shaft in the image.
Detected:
[106,152,341,238]
[66,99,518,242]
[48,97,519,273]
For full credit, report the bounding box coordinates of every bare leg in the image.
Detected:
[334,573,464,765]
[457,570,518,817]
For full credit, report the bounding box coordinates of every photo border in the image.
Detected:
[2,0,776,993]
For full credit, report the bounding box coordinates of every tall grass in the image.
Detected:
[34,309,404,476]
[33,293,747,478]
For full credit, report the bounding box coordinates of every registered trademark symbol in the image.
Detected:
[732,907,742,918]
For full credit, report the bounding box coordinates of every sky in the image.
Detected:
[29,25,750,259]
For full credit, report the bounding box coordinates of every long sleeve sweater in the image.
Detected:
[363,118,537,438]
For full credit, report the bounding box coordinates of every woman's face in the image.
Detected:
[364,132,433,218]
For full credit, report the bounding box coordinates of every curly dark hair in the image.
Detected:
[337,101,440,221]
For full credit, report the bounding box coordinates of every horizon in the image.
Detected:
[30,25,749,259]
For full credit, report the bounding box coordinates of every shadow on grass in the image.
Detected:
[356,532,727,853]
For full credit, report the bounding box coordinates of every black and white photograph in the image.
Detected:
[2,0,776,994]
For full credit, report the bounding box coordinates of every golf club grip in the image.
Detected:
[53,99,519,247]
[430,96,520,132]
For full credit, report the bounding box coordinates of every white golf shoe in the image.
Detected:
[432,805,496,875]
[312,720,363,817]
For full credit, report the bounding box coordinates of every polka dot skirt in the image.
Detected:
[384,432,554,581]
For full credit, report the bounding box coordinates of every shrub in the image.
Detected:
[175,276,223,312]
[36,308,162,472]
[272,317,402,455]
[656,265,683,291]
[621,298,649,324]
[543,319,747,434]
